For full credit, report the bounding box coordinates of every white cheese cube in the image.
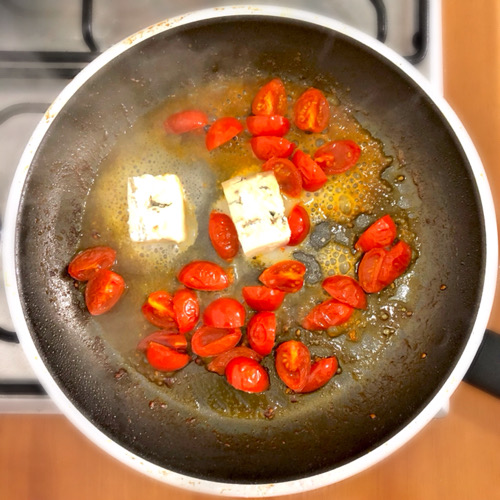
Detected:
[222,171,291,257]
[127,173,186,243]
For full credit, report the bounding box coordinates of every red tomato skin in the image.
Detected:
[301,298,354,331]
[314,140,361,175]
[242,286,286,311]
[357,248,387,293]
[225,357,269,393]
[207,347,262,375]
[293,87,330,133]
[292,150,328,191]
[172,288,199,334]
[145,342,190,372]
[141,290,176,328]
[163,109,208,134]
[287,204,310,246]
[68,246,116,281]
[205,117,243,151]
[190,326,242,357]
[275,340,311,392]
[246,311,276,356]
[137,331,187,352]
[246,115,290,136]
[378,241,412,286]
[85,269,125,316]
[355,215,397,253]
[177,261,231,291]
[259,260,306,293]
[322,275,367,309]
[261,157,303,198]
[202,297,246,328]
[252,78,288,116]
[250,136,296,161]
[208,212,239,261]
[299,356,338,393]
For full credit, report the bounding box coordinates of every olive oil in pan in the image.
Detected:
[77,75,421,418]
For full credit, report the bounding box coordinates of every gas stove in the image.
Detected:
[0,0,442,412]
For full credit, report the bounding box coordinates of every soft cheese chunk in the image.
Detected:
[222,171,291,257]
[127,173,186,243]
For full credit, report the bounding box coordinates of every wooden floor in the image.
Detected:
[1,1,500,499]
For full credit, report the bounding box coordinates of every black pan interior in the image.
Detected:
[15,16,485,483]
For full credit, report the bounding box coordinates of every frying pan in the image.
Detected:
[2,6,498,497]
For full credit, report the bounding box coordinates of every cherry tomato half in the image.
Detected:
[225,357,269,393]
[163,109,208,134]
[357,247,387,293]
[190,326,242,357]
[242,285,286,311]
[137,331,187,352]
[246,311,276,356]
[259,260,306,293]
[208,211,239,261]
[246,115,290,136]
[287,204,310,246]
[275,340,311,392]
[355,214,397,253]
[261,157,303,198]
[172,288,200,334]
[293,87,330,133]
[250,136,296,161]
[202,297,246,328]
[205,117,243,151]
[178,261,231,291]
[252,78,288,116]
[145,341,190,372]
[378,241,412,287]
[322,275,367,309]
[292,149,327,191]
[299,356,338,393]
[142,290,176,328]
[68,246,116,281]
[314,140,361,175]
[301,298,353,331]
[85,269,125,316]
[207,346,262,375]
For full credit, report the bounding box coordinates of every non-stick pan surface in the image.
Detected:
[4,7,497,495]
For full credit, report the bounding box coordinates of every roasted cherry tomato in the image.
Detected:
[259,260,306,293]
[137,330,187,352]
[207,347,262,375]
[292,149,327,191]
[261,157,303,198]
[251,78,288,116]
[246,115,290,136]
[242,285,286,311]
[190,326,242,357]
[378,241,412,287]
[293,87,330,133]
[142,290,176,328]
[322,275,367,309]
[145,341,190,372]
[250,136,296,161]
[85,269,125,316]
[205,117,243,151]
[287,204,310,246]
[313,140,361,175]
[202,297,246,328]
[208,211,239,261]
[177,261,231,291]
[246,311,276,356]
[357,247,387,293]
[163,109,208,134]
[68,246,116,281]
[172,288,199,334]
[300,356,338,393]
[275,340,311,392]
[355,214,397,253]
[225,357,269,393]
[301,298,353,331]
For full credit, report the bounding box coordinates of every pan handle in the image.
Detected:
[463,329,500,398]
